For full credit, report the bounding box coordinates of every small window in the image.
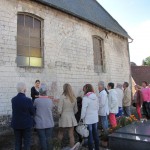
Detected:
[93,36,105,73]
[17,14,43,67]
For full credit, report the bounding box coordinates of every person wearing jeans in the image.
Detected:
[107,83,118,128]
[81,84,99,150]
[14,128,32,150]
[11,82,35,150]
[87,123,99,150]
[37,128,53,150]
[34,83,54,150]
[115,83,124,117]
[98,81,109,133]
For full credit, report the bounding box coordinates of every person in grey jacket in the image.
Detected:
[34,83,54,150]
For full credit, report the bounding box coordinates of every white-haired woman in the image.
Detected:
[34,83,54,150]
[11,82,35,150]
[115,83,124,117]
[98,81,109,133]
[58,83,78,148]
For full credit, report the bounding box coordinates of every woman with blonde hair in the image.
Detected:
[58,83,78,148]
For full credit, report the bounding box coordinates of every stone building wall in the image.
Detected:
[0,0,131,116]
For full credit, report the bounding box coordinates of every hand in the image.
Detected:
[48,96,54,99]
[53,99,59,103]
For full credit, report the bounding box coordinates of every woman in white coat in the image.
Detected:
[107,82,118,128]
[81,84,99,150]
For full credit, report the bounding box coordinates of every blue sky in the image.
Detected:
[97,0,150,65]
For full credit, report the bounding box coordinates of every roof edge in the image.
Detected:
[94,0,131,38]
[34,0,131,39]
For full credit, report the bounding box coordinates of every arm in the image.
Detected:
[31,87,35,99]
[123,89,131,105]
[57,96,63,114]
[149,89,150,100]
[80,97,88,120]
[31,87,39,99]
[110,93,118,109]
[139,91,143,105]
[28,98,35,116]
[98,92,106,108]
[74,100,78,114]
[126,90,131,101]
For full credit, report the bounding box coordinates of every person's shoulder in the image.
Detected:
[83,95,88,100]
[116,88,123,92]
[60,94,65,99]
[108,89,113,94]
[102,90,107,95]
[112,89,117,95]
[12,95,17,99]
[25,97,32,102]
[109,89,117,95]
[31,86,35,90]
[11,95,17,102]
[44,98,52,103]
[127,87,131,92]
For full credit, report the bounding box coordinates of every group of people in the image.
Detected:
[11,80,150,150]
[133,81,150,120]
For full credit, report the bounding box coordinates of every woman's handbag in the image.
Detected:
[76,120,89,138]
[132,102,136,107]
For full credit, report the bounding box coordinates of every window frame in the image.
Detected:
[92,35,106,73]
[17,12,44,68]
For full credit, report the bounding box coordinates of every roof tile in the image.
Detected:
[35,0,130,38]
[131,66,150,85]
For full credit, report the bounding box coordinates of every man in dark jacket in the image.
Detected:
[11,82,35,150]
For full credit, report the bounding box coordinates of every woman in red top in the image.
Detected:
[134,85,143,119]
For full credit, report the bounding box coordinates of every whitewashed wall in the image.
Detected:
[0,0,131,115]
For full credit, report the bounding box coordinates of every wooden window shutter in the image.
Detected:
[17,13,43,67]
[93,36,105,73]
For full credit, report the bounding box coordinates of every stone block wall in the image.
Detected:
[0,0,131,116]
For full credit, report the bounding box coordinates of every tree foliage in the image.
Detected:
[142,56,150,66]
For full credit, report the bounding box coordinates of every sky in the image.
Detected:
[97,0,150,65]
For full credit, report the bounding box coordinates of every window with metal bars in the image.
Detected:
[17,13,43,67]
[93,36,105,73]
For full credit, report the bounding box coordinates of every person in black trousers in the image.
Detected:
[11,82,35,150]
[75,97,83,143]
[31,80,40,103]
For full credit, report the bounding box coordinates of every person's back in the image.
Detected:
[81,84,99,150]
[98,89,109,116]
[141,87,150,102]
[108,89,118,114]
[11,82,35,150]
[115,88,124,108]
[34,97,54,129]
[61,95,77,114]
[11,93,34,129]
[58,83,77,148]
[123,87,131,107]
[81,93,99,124]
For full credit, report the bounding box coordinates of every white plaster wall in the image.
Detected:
[0,0,131,115]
